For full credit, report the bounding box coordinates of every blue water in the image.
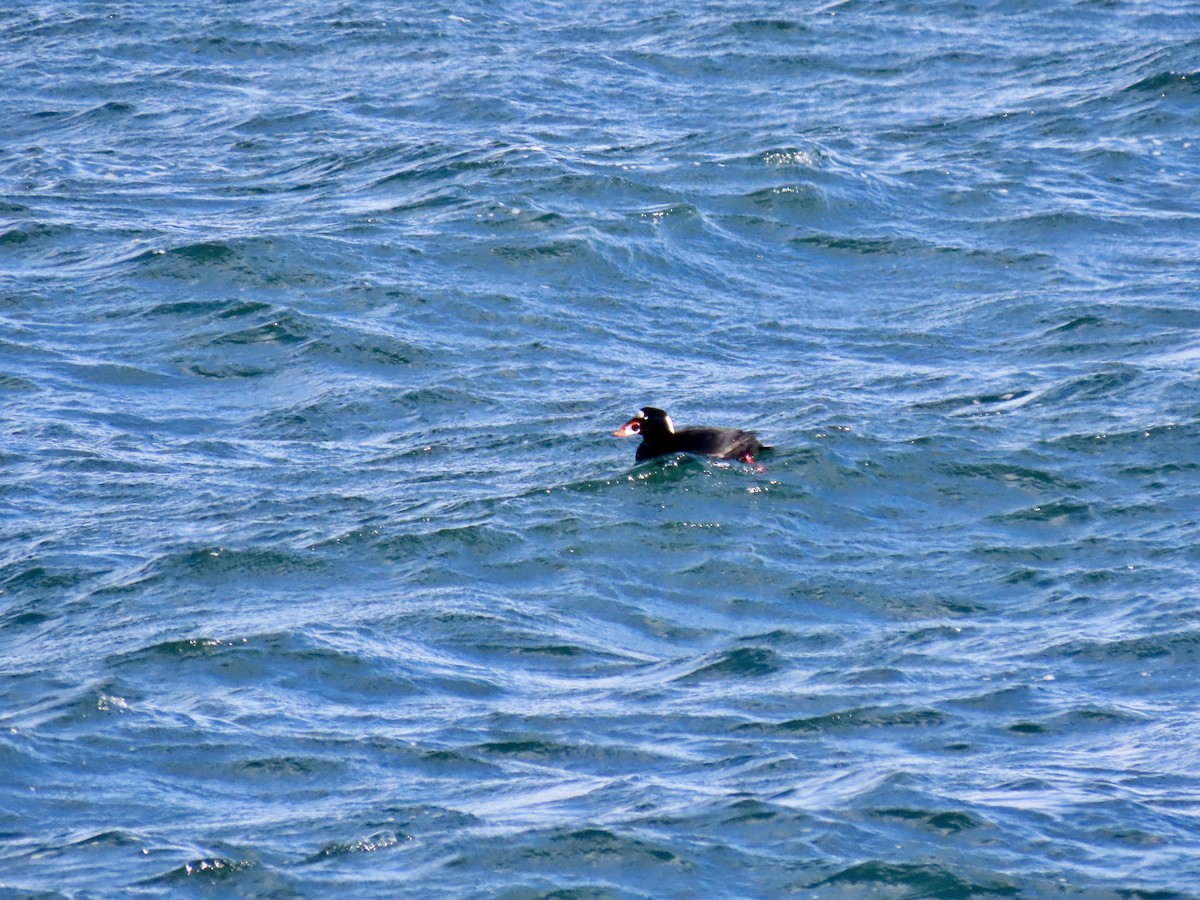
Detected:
[3,1,1200,896]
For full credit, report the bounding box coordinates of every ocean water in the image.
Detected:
[2,0,1199,896]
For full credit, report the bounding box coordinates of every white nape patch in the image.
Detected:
[663,414,674,433]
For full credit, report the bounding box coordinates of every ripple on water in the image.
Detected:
[673,646,788,682]
[809,861,1019,897]
[1054,630,1200,665]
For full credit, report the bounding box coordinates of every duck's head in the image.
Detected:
[612,407,674,439]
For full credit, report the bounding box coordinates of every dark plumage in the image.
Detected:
[612,407,765,463]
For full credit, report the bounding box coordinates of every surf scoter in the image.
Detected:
[612,407,764,463]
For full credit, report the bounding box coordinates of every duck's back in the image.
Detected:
[636,426,763,462]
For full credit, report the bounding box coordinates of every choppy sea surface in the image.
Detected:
[3,1,1200,896]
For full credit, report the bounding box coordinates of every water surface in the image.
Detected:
[2,1,1200,896]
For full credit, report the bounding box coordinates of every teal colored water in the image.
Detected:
[3,2,1199,896]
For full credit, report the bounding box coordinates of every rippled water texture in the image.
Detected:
[3,1,1200,896]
